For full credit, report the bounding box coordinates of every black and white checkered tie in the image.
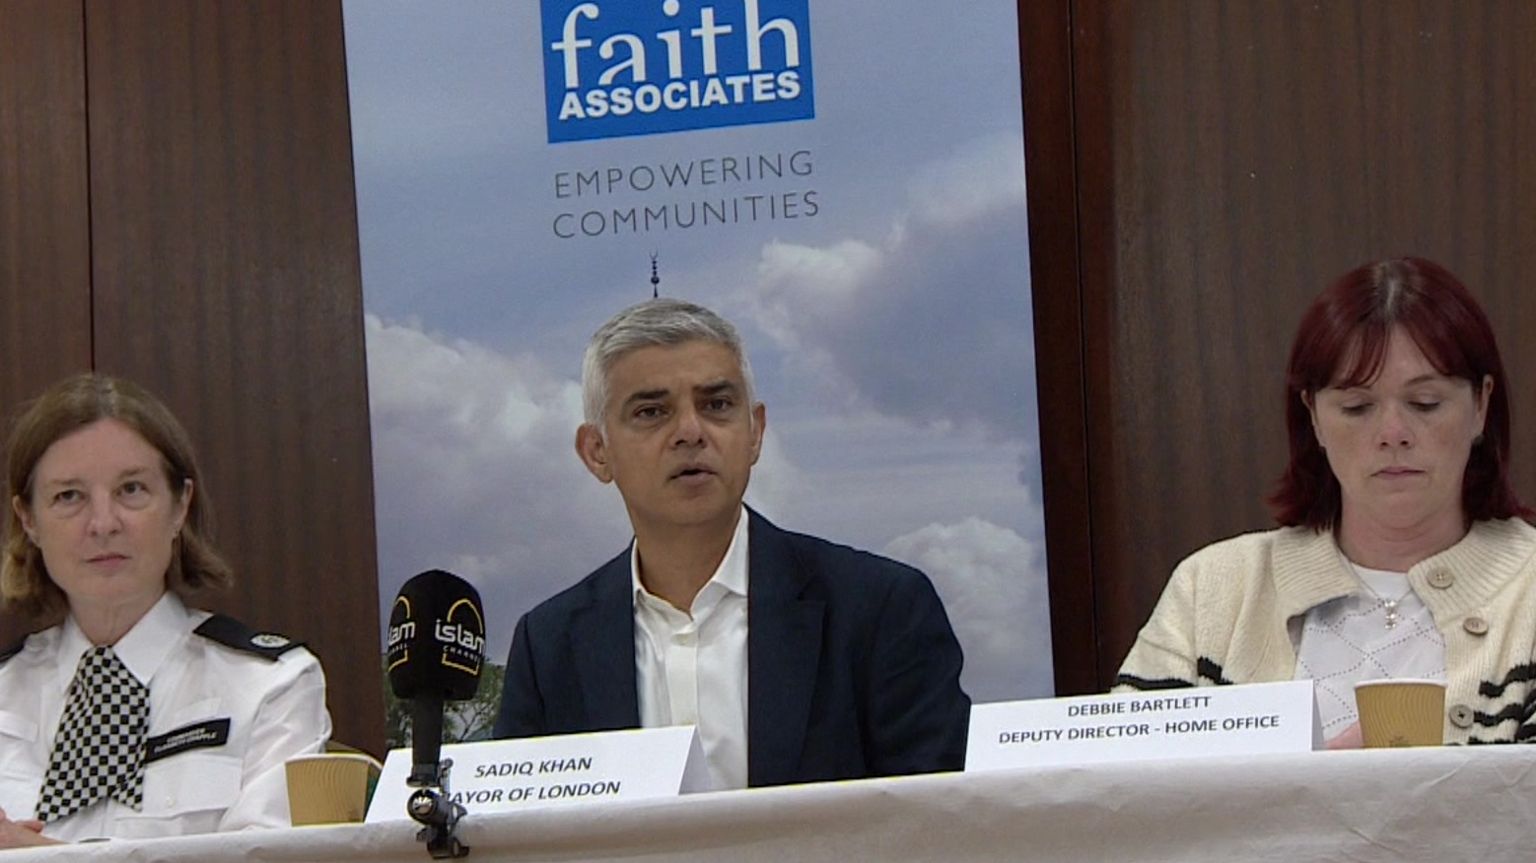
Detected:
[35,645,149,822]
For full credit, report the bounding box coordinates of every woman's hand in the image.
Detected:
[0,806,58,849]
[1325,721,1364,750]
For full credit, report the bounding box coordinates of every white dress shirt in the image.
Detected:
[632,509,750,791]
[0,592,331,842]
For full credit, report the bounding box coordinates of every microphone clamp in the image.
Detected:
[407,757,470,859]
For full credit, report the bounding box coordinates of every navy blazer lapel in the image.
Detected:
[746,510,825,786]
[568,550,641,730]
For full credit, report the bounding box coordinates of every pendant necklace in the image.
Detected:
[1359,581,1415,630]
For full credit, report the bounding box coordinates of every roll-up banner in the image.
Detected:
[344,0,1051,740]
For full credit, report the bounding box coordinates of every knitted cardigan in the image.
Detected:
[1115,518,1536,744]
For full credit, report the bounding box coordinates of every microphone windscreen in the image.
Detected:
[387,569,485,701]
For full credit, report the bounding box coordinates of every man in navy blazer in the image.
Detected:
[493,299,969,789]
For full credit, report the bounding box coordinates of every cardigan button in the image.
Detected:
[1448,704,1475,728]
[1426,569,1455,590]
[1463,616,1489,636]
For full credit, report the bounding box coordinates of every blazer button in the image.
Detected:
[1427,570,1455,590]
[1448,704,1475,728]
[1463,616,1489,636]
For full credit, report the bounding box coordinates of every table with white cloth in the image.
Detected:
[11,746,1534,862]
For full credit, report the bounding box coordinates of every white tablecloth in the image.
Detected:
[13,746,1535,862]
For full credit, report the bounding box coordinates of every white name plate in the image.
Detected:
[966,680,1321,772]
[365,726,705,823]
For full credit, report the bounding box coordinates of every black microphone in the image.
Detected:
[387,569,485,788]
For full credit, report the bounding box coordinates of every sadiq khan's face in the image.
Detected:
[577,340,764,538]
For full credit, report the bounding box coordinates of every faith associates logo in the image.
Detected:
[542,0,815,143]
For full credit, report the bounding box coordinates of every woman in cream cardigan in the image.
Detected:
[1117,257,1536,747]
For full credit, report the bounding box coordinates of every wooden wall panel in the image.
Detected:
[82,1,383,752]
[0,0,91,425]
[0,0,91,644]
[1071,0,1536,686]
[1018,0,1098,694]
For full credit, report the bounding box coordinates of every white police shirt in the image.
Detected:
[0,592,331,842]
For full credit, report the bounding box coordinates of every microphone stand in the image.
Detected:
[407,758,469,859]
[406,695,470,858]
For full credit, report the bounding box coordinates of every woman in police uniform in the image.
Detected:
[0,374,331,847]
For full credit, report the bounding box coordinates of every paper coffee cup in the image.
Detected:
[286,753,382,825]
[1353,678,1445,748]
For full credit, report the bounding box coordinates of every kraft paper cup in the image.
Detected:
[286,753,382,825]
[1353,679,1445,748]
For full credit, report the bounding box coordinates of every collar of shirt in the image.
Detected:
[56,591,192,691]
[630,507,750,617]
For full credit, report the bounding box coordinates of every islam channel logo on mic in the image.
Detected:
[386,594,416,675]
[436,597,485,678]
[387,570,485,700]
[541,0,815,143]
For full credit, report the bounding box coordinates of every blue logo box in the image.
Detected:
[542,0,815,143]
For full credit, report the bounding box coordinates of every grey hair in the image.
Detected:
[581,298,756,428]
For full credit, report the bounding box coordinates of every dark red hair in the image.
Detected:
[1270,257,1530,529]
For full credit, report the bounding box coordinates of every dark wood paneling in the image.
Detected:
[1074,0,1536,686]
[1018,0,1099,695]
[0,0,91,644]
[0,0,91,428]
[83,1,383,752]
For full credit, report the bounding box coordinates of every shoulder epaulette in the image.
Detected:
[0,638,24,665]
[193,614,305,661]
